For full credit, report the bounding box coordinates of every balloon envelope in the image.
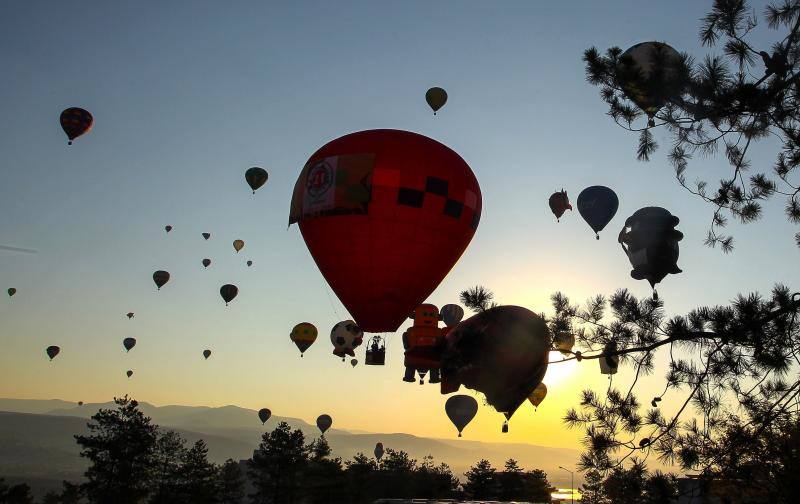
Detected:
[60,107,93,144]
[350,358,358,367]
[577,186,619,238]
[549,190,572,220]
[440,305,550,419]
[165,225,172,233]
[316,414,332,434]
[440,304,464,327]
[374,442,384,460]
[246,260,253,267]
[528,382,547,408]
[123,337,136,352]
[7,288,16,297]
[126,370,133,378]
[202,232,211,240]
[330,320,364,358]
[290,129,481,332]
[245,167,269,193]
[445,394,478,437]
[203,349,211,359]
[202,258,211,268]
[258,408,271,424]
[618,42,684,119]
[126,312,134,319]
[46,345,60,360]
[153,270,170,290]
[425,87,448,114]
[290,322,318,355]
[233,239,244,252]
[219,284,238,305]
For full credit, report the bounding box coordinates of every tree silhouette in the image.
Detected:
[149,430,187,504]
[181,440,219,504]
[304,436,346,504]
[584,0,800,250]
[218,459,245,504]
[248,422,307,504]
[75,396,158,504]
[580,468,608,504]
[0,479,33,504]
[460,286,497,313]
[463,459,498,500]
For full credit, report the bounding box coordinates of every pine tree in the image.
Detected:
[74,396,158,504]
[580,468,608,504]
[248,422,307,504]
[463,459,498,500]
[304,436,346,504]
[497,459,524,501]
[181,440,219,504]
[218,459,245,504]
[149,430,187,504]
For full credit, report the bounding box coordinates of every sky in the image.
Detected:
[1,0,799,452]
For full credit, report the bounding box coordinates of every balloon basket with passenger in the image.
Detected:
[364,335,386,365]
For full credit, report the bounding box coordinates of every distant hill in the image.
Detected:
[0,398,582,487]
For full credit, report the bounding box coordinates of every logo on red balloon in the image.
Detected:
[307,161,333,198]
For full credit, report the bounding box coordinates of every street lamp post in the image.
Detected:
[558,466,574,504]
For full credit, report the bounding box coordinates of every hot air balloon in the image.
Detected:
[245,167,269,194]
[577,186,619,239]
[425,87,448,115]
[233,239,244,253]
[600,342,619,376]
[126,312,134,319]
[46,346,60,360]
[165,225,172,233]
[374,442,384,460]
[203,349,211,359]
[617,42,685,127]
[202,232,211,240]
[331,320,364,360]
[60,107,93,145]
[445,394,478,437]
[7,288,16,297]
[350,358,358,367]
[618,207,683,299]
[219,284,238,306]
[440,306,550,426]
[290,322,318,357]
[440,304,464,327]
[123,338,136,352]
[78,401,84,406]
[289,129,481,333]
[258,408,271,424]
[553,331,575,355]
[549,190,572,221]
[528,382,547,409]
[316,414,332,435]
[246,260,253,267]
[202,258,211,268]
[153,270,170,290]
[403,304,445,384]
[126,370,133,378]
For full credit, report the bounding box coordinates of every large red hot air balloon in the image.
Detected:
[290,129,482,333]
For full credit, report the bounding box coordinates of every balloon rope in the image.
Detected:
[320,279,341,320]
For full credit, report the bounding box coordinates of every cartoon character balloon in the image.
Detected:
[440,306,550,426]
[330,320,363,360]
[290,129,481,333]
[549,190,572,221]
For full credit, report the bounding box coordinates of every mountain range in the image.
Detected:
[0,398,582,492]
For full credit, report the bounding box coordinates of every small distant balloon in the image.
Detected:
[123,337,136,352]
[202,232,211,240]
[233,239,244,253]
[440,304,464,327]
[60,107,93,145]
[126,370,133,378]
[528,383,547,409]
[202,258,211,268]
[126,312,134,319]
[46,345,60,360]
[220,284,238,305]
[350,358,358,368]
[577,186,619,239]
[165,225,172,233]
[316,414,332,435]
[77,401,83,406]
[203,349,211,359]
[425,87,448,115]
[153,270,170,290]
[548,190,572,221]
[246,260,253,267]
[7,288,16,297]
[258,408,271,424]
[374,442,384,460]
[445,395,478,437]
[245,167,269,194]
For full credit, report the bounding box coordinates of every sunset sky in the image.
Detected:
[1,0,799,451]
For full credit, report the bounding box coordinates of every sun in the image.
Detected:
[543,351,579,386]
